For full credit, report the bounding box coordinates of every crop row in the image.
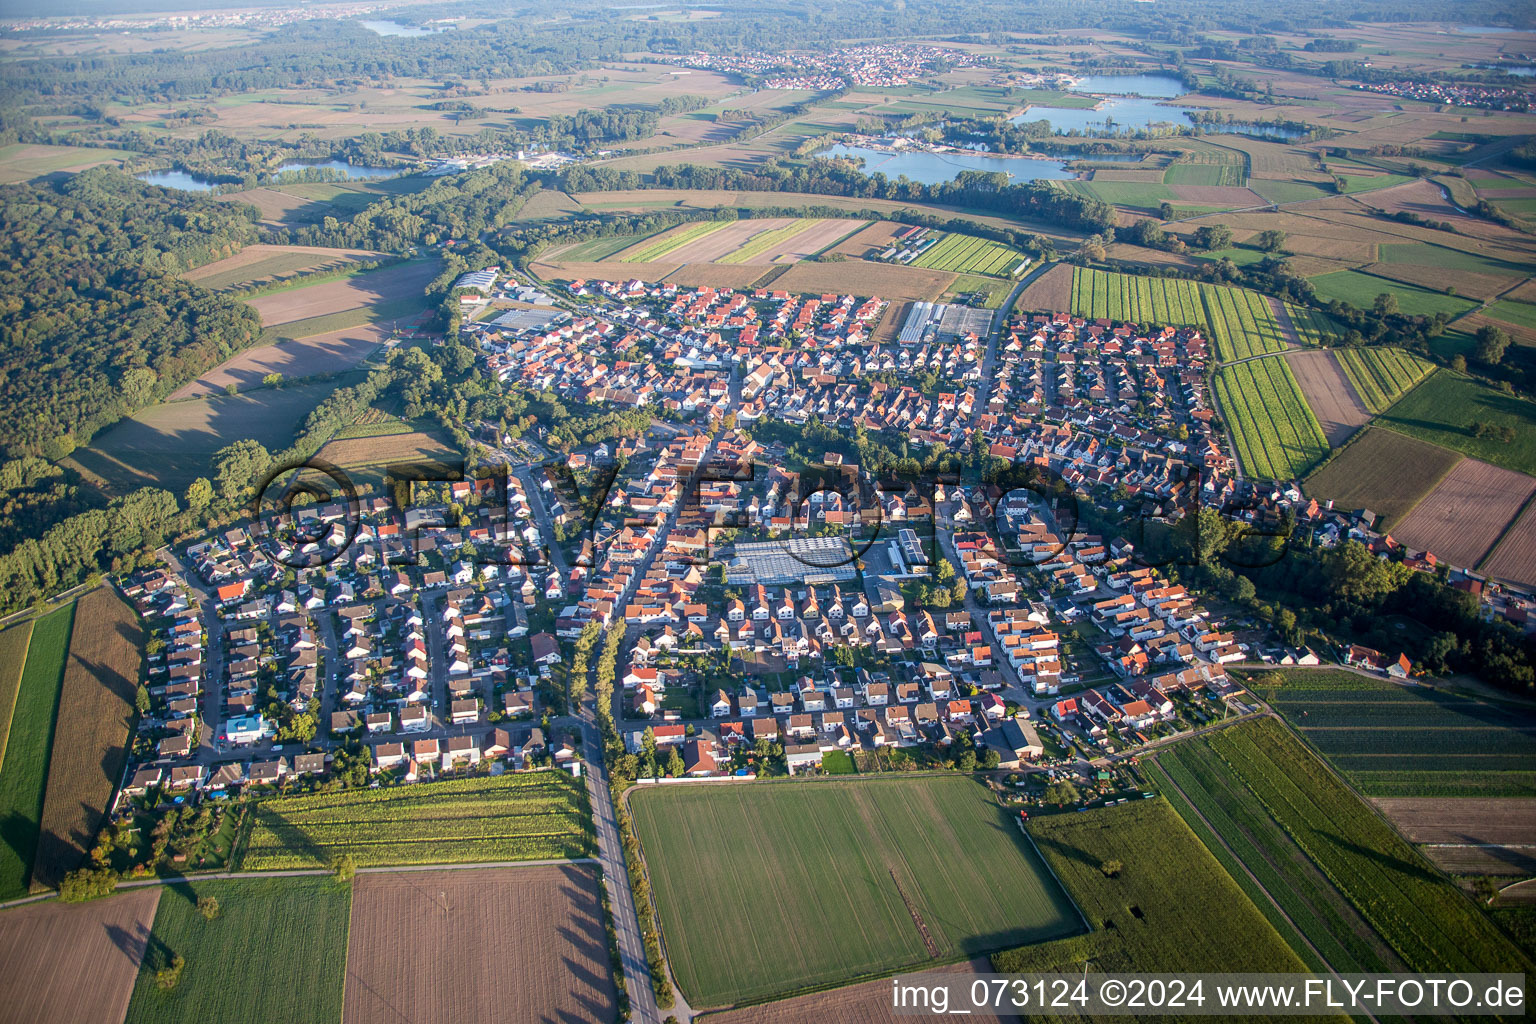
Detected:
[717,219,816,264]
[1200,283,1287,361]
[914,232,1028,276]
[241,832,585,870]
[1151,749,1390,973]
[1206,719,1532,974]
[1284,303,1343,346]
[624,220,728,262]
[1070,268,1210,330]
[1216,356,1328,479]
[1336,346,1434,413]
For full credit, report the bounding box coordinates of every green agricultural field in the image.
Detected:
[1069,268,1208,329]
[1376,371,1536,477]
[1186,718,1533,975]
[1055,179,1177,210]
[1163,161,1244,187]
[238,771,593,870]
[1484,299,1536,332]
[0,622,33,774]
[1200,282,1289,360]
[1258,670,1536,797]
[944,273,1013,309]
[1214,356,1329,479]
[0,604,74,899]
[1147,751,1396,974]
[1247,179,1334,205]
[1376,243,1528,277]
[1337,173,1414,194]
[555,233,651,262]
[993,798,1306,978]
[630,775,1082,1007]
[1335,346,1436,413]
[1285,302,1344,346]
[124,877,350,1024]
[1304,427,1463,530]
[1308,269,1478,318]
[911,232,1030,277]
[620,220,729,262]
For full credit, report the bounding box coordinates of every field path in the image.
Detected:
[1284,349,1371,447]
[1267,296,1303,349]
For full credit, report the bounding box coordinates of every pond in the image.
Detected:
[360,19,444,37]
[138,159,400,191]
[1198,122,1309,141]
[1457,25,1519,34]
[275,159,399,180]
[1479,64,1536,77]
[136,169,218,191]
[813,143,1076,185]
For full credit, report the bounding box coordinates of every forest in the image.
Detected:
[0,169,263,460]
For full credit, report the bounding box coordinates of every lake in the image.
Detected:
[1480,64,1536,77]
[360,19,444,37]
[814,144,1076,184]
[1070,74,1188,99]
[1457,25,1519,34]
[1012,96,1195,135]
[1011,73,1196,135]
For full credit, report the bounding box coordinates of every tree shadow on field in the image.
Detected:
[1030,832,1098,871]
[1320,830,1439,884]
[104,919,154,966]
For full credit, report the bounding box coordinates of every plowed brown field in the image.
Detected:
[701,959,1016,1024]
[343,865,616,1024]
[0,886,160,1024]
[1285,349,1370,447]
[1392,458,1536,569]
[1481,498,1536,588]
[248,259,437,326]
[1373,797,1536,877]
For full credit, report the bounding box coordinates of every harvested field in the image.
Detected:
[1482,499,1536,588]
[1305,428,1463,530]
[315,430,457,472]
[1285,349,1370,446]
[169,323,392,400]
[67,376,356,496]
[32,588,141,890]
[218,186,322,228]
[344,865,616,1024]
[770,261,956,304]
[531,260,680,284]
[0,622,33,772]
[1373,798,1536,877]
[182,244,385,291]
[0,886,161,1024]
[1392,458,1536,570]
[701,959,1012,1024]
[769,218,868,262]
[831,220,908,259]
[0,142,134,182]
[660,264,772,290]
[1015,262,1072,312]
[247,259,436,326]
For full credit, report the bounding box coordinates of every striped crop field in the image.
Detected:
[716,219,817,264]
[1215,355,1329,479]
[1285,302,1344,346]
[1070,268,1207,327]
[619,220,729,262]
[1199,282,1289,361]
[911,232,1030,277]
[1335,346,1436,413]
[238,771,593,870]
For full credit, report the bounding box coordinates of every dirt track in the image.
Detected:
[1284,349,1370,447]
